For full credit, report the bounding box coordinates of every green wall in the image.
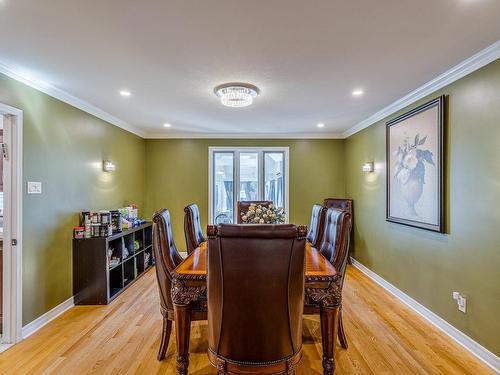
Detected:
[345,59,500,355]
[145,139,345,244]
[0,73,146,325]
[2,56,498,357]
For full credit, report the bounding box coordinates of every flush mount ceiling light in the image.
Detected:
[163,123,172,128]
[352,89,364,97]
[317,123,325,128]
[119,90,131,97]
[214,83,259,108]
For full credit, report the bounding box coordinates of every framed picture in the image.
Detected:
[386,96,444,232]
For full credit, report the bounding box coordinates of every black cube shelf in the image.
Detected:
[73,223,153,305]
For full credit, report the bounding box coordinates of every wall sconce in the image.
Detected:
[103,160,116,172]
[362,162,374,173]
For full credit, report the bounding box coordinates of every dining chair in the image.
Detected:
[236,200,273,223]
[324,198,354,264]
[184,203,206,254]
[304,207,352,349]
[152,208,207,361]
[207,224,307,374]
[323,198,353,216]
[306,204,328,248]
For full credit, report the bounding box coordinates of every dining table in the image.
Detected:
[171,240,342,375]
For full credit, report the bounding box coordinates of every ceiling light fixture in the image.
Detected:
[352,89,364,97]
[163,123,172,128]
[214,83,259,108]
[119,90,131,97]
[317,123,325,128]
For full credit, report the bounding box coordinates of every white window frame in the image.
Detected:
[208,147,289,224]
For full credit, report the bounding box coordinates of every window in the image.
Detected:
[209,147,289,224]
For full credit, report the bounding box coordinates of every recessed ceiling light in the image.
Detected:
[163,123,172,128]
[214,83,259,108]
[352,89,364,97]
[317,123,325,128]
[119,90,131,97]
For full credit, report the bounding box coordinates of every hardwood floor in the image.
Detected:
[0,266,494,375]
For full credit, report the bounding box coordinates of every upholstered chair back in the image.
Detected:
[152,209,184,313]
[324,198,354,260]
[306,204,328,248]
[184,203,206,254]
[323,198,353,215]
[236,200,273,223]
[207,224,306,373]
[317,208,352,280]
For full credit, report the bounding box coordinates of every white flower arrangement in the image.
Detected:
[241,203,286,224]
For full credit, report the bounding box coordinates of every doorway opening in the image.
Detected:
[0,103,23,351]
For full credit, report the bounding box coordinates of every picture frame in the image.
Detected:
[386,96,444,232]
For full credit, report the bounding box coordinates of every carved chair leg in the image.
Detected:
[157,317,172,361]
[338,306,348,349]
[174,304,192,375]
[320,305,339,375]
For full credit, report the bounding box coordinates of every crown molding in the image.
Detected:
[145,131,344,139]
[342,40,500,138]
[0,62,146,138]
[2,40,498,140]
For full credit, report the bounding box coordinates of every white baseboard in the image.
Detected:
[21,296,75,339]
[0,343,14,354]
[350,258,500,373]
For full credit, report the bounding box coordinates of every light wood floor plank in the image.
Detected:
[0,266,494,374]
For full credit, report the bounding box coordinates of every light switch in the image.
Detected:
[27,181,42,194]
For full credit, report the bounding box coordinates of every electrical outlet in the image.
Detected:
[27,181,42,194]
[452,292,467,313]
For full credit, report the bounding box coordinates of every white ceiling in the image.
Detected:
[0,0,499,138]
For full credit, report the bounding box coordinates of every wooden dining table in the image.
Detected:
[171,241,342,375]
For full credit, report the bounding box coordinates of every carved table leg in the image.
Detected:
[320,305,339,375]
[174,303,192,375]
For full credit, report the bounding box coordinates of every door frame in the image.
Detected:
[0,102,23,349]
[208,146,290,224]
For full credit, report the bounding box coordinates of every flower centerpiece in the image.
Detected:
[240,203,286,224]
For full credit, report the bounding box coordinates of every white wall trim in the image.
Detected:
[342,40,500,138]
[0,62,145,138]
[1,42,498,140]
[208,146,290,224]
[350,257,500,373]
[0,102,24,345]
[0,343,14,354]
[146,132,344,139]
[21,296,74,340]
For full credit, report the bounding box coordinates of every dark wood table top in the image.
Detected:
[174,241,337,279]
